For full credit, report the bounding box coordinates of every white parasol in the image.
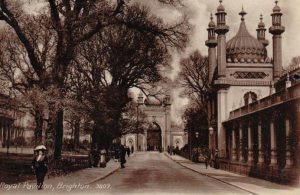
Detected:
[34,145,47,151]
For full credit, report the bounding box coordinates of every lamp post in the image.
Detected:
[209,127,214,149]
[136,103,139,151]
[209,126,215,162]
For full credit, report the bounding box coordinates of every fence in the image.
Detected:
[218,159,299,185]
[47,154,90,177]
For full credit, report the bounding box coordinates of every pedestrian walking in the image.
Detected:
[214,149,219,169]
[171,146,174,155]
[131,145,134,153]
[126,146,130,157]
[204,148,210,169]
[31,145,48,190]
[119,145,126,168]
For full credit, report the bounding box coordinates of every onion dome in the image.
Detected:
[226,8,266,63]
[208,13,216,28]
[217,0,225,12]
[273,0,281,12]
[144,96,162,106]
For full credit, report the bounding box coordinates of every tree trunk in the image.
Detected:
[45,102,56,156]
[74,119,80,150]
[54,109,64,160]
[34,109,44,146]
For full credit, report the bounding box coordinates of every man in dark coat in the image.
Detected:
[126,147,130,157]
[131,145,134,154]
[32,150,48,190]
[119,145,126,168]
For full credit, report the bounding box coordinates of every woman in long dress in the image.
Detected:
[32,149,48,190]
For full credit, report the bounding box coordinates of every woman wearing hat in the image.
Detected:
[32,145,48,190]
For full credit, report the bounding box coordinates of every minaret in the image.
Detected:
[215,0,229,78]
[269,0,285,80]
[256,14,269,50]
[205,13,218,84]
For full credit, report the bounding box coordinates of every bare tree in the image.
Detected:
[179,50,209,116]
[0,28,50,145]
[120,100,149,136]
[0,0,188,158]
[288,56,300,70]
[67,4,187,148]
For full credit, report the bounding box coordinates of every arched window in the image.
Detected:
[243,91,258,105]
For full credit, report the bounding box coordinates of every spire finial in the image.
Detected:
[258,13,265,28]
[219,0,223,4]
[273,0,281,13]
[210,13,213,21]
[239,6,247,21]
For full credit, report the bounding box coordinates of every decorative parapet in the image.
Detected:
[214,79,272,86]
[227,82,300,121]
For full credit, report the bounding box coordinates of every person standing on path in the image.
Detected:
[32,146,48,190]
[204,148,210,169]
[119,145,126,168]
[126,147,130,157]
[131,145,134,153]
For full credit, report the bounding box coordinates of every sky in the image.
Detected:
[6,0,300,125]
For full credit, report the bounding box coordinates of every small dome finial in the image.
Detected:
[258,14,265,28]
[239,6,247,21]
[217,0,225,12]
[273,0,281,12]
[208,13,216,27]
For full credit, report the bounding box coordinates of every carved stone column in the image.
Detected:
[232,124,237,161]
[239,122,244,163]
[257,117,264,165]
[0,118,3,145]
[247,121,254,165]
[270,117,277,167]
[284,116,293,169]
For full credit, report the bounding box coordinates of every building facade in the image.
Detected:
[206,1,300,183]
[122,93,185,151]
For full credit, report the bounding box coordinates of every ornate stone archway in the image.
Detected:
[146,122,162,151]
[122,93,185,151]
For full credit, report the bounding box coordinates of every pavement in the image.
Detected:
[1,151,299,195]
[0,153,132,194]
[166,153,300,195]
[86,152,257,195]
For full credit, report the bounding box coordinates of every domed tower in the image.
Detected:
[209,4,275,158]
[215,0,229,78]
[269,0,285,80]
[226,8,267,63]
[206,13,218,83]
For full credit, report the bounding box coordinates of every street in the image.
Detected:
[87,152,251,195]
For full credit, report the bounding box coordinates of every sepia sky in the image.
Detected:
[5,0,300,125]
[145,0,300,71]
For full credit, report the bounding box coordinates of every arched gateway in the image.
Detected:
[122,92,185,151]
[146,122,162,151]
